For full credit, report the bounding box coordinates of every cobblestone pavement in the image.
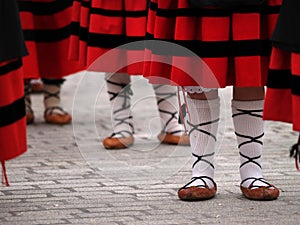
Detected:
[1,72,299,225]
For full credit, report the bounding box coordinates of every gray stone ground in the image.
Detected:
[0,72,299,225]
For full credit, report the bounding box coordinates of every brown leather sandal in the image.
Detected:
[26,104,34,124]
[178,176,217,201]
[102,133,134,149]
[25,82,34,124]
[157,132,190,146]
[240,177,280,200]
[44,107,72,125]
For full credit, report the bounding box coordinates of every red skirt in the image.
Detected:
[143,0,282,87]
[69,0,147,74]
[18,0,84,79]
[0,59,27,163]
[263,47,300,131]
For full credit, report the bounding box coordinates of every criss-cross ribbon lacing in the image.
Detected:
[233,108,267,186]
[177,86,191,133]
[24,82,33,114]
[177,87,219,188]
[154,85,183,134]
[43,83,67,116]
[44,85,60,101]
[290,134,300,172]
[187,119,219,142]
[184,119,218,188]
[106,79,134,138]
[192,152,215,169]
[177,85,218,167]
[240,177,272,190]
[179,176,216,190]
[107,80,133,109]
[233,109,264,168]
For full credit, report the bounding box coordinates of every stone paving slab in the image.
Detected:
[0,72,299,224]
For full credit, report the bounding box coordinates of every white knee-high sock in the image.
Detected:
[186,97,220,188]
[152,84,184,136]
[232,100,267,187]
[105,73,133,138]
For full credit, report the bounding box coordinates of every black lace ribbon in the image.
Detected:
[290,139,300,172]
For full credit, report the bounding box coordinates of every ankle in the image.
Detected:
[182,176,216,189]
[110,130,133,138]
[163,121,185,136]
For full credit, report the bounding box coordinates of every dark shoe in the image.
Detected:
[26,111,34,124]
[26,104,34,124]
[178,176,217,201]
[25,88,34,124]
[102,135,134,149]
[157,132,190,146]
[44,107,72,125]
[240,177,280,200]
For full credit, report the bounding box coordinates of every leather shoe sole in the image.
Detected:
[178,185,217,201]
[44,113,72,125]
[26,112,34,124]
[157,132,190,146]
[102,135,134,149]
[240,185,280,200]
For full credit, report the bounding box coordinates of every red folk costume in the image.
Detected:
[18,0,83,79]
[264,0,300,132]
[263,0,300,171]
[143,0,282,87]
[69,0,190,149]
[69,0,148,74]
[0,0,27,185]
[142,0,283,201]
[18,0,84,125]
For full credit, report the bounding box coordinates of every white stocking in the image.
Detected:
[105,73,133,138]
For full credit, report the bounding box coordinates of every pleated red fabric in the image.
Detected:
[69,0,90,66]
[263,47,300,131]
[1,0,27,186]
[0,59,27,185]
[143,0,282,87]
[18,0,84,79]
[69,0,148,74]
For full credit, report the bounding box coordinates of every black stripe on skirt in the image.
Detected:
[267,69,300,96]
[23,25,71,42]
[0,97,25,127]
[145,33,271,57]
[88,33,145,49]
[148,2,281,17]
[90,7,147,17]
[18,0,72,15]
[0,59,22,76]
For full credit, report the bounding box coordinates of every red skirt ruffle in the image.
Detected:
[0,59,27,162]
[143,0,282,87]
[18,0,84,79]
[263,47,300,131]
[69,0,147,74]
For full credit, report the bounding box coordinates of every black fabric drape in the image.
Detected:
[272,0,300,53]
[0,0,27,62]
